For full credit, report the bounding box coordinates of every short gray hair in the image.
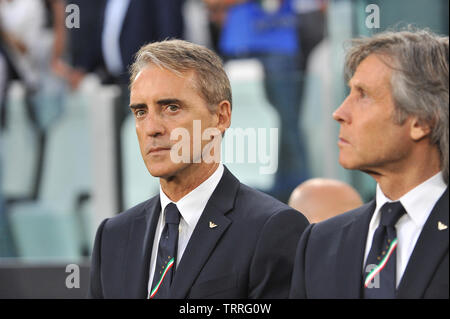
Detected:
[344,28,449,185]
[129,39,232,112]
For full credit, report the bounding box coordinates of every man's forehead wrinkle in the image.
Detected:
[130,66,203,112]
[141,62,194,80]
[348,59,392,97]
[134,64,197,90]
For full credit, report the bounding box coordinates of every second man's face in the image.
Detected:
[129,65,221,179]
[332,54,415,176]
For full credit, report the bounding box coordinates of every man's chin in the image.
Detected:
[147,168,174,179]
[339,159,376,175]
[338,157,359,171]
[146,162,185,180]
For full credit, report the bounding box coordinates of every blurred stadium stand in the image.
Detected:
[0,260,89,298]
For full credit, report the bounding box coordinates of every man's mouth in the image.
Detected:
[147,147,171,155]
[338,137,350,146]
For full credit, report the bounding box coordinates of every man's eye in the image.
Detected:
[358,88,367,98]
[167,104,180,112]
[135,110,146,118]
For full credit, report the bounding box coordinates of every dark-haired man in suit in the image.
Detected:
[88,39,309,299]
[290,29,449,299]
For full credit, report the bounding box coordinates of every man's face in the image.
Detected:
[333,54,414,175]
[129,65,220,179]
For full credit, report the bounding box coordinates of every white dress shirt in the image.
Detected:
[363,172,447,287]
[147,164,225,295]
[102,0,131,76]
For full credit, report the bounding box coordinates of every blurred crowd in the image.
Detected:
[0,0,326,213]
[1,0,448,262]
[0,0,328,258]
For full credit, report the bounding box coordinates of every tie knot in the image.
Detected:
[165,203,180,225]
[379,201,405,227]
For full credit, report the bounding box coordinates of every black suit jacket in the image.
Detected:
[290,188,449,299]
[88,167,309,298]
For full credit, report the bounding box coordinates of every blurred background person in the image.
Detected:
[288,177,363,223]
[66,0,185,90]
[65,0,185,211]
[205,0,326,203]
[0,0,69,258]
[220,0,307,203]
[0,0,68,201]
[202,0,235,52]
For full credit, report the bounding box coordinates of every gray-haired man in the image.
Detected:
[290,28,448,299]
[88,39,309,299]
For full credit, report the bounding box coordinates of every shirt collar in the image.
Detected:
[159,163,224,226]
[375,171,447,228]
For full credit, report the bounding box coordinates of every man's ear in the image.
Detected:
[215,100,231,135]
[410,117,432,141]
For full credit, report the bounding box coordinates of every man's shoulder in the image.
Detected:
[227,182,310,246]
[104,195,159,229]
[218,166,300,218]
[310,200,375,237]
[234,182,307,223]
[238,183,289,210]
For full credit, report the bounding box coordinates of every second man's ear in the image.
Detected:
[409,117,432,141]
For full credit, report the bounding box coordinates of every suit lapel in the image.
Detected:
[397,188,449,298]
[336,201,376,298]
[123,197,161,298]
[170,167,240,298]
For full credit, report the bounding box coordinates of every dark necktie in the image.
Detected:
[149,203,180,299]
[363,201,405,299]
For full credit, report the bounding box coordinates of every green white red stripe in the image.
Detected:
[149,257,174,298]
[364,238,398,288]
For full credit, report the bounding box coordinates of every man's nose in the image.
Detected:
[333,97,351,124]
[143,114,165,137]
